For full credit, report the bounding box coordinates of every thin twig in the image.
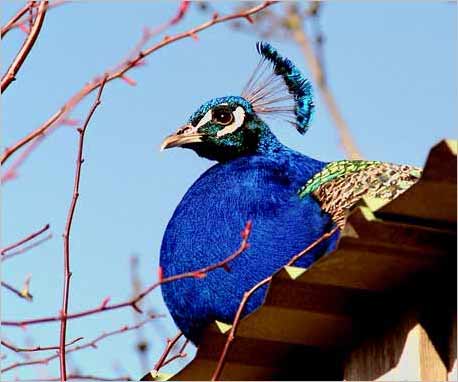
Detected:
[1,233,52,262]
[159,338,189,369]
[0,1,188,183]
[211,226,339,381]
[1,224,50,256]
[153,332,183,372]
[1,337,83,353]
[130,256,149,372]
[1,2,32,37]
[0,1,276,165]
[58,74,108,382]
[1,1,66,37]
[1,280,33,301]
[1,134,45,183]
[2,318,153,373]
[1,1,48,92]
[286,226,339,267]
[210,277,271,381]
[3,221,252,327]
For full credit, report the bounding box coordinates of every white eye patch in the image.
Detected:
[195,109,213,129]
[216,106,246,137]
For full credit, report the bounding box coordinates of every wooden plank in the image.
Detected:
[379,140,457,224]
[344,306,456,381]
[175,334,343,380]
[344,313,420,381]
[420,325,448,381]
[265,277,380,316]
[235,305,353,347]
[422,140,457,183]
[348,207,456,256]
[293,208,454,291]
[173,359,281,381]
[378,180,457,225]
[296,242,441,291]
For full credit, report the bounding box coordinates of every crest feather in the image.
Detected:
[241,42,314,134]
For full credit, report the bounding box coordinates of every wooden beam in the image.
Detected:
[344,309,456,381]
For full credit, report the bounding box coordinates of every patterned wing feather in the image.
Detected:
[298,160,422,228]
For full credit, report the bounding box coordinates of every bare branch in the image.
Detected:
[2,1,66,37]
[1,134,45,183]
[1,2,32,37]
[1,234,52,262]
[2,318,153,374]
[0,1,187,181]
[1,280,33,302]
[1,224,50,259]
[153,332,183,372]
[59,74,109,382]
[1,1,48,92]
[1,337,83,353]
[0,1,276,166]
[159,338,189,370]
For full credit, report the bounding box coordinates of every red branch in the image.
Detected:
[1,337,83,353]
[211,226,339,381]
[210,277,270,381]
[147,332,189,378]
[58,75,109,382]
[1,1,66,37]
[153,332,182,372]
[1,134,45,183]
[2,318,153,374]
[1,0,189,184]
[148,0,191,37]
[1,2,32,37]
[160,338,189,369]
[1,234,52,262]
[286,226,339,267]
[1,224,50,257]
[1,1,48,93]
[0,1,275,166]
[3,221,252,327]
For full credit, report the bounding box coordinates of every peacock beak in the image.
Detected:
[160,124,203,151]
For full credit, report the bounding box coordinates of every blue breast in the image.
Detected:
[160,150,338,344]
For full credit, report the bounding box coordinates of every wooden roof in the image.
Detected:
[143,140,457,381]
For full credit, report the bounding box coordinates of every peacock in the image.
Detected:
[159,42,421,345]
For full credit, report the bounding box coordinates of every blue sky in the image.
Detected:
[2,1,456,380]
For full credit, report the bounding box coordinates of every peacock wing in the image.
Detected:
[298,160,422,228]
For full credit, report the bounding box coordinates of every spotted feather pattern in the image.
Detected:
[298,160,422,228]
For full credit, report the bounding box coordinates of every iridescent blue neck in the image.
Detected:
[255,125,286,156]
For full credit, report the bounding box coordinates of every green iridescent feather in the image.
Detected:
[298,160,380,196]
[298,160,422,227]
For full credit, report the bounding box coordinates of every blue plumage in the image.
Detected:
[160,145,337,344]
[159,42,339,344]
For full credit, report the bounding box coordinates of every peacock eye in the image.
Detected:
[212,107,234,126]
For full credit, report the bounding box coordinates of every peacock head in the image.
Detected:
[160,42,315,162]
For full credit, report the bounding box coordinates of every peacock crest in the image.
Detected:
[242,41,314,134]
